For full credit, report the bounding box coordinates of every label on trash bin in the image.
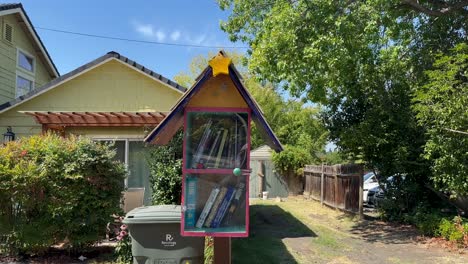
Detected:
[161,233,177,247]
[157,259,176,264]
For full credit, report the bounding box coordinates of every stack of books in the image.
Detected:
[190,116,247,169]
[194,182,246,229]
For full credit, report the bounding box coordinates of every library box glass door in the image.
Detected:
[181,109,250,237]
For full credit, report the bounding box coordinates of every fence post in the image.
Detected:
[320,163,324,206]
[334,165,339,210]
[358,165,364,219]
[214,237,231,264]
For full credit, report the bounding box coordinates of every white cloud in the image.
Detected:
[133,21,231,48]
[133,22,165,41]
[170,30,181,41]
[135,23,155,38]
[155,30,166,42]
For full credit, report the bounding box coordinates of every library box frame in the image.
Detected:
[144,51,283,239]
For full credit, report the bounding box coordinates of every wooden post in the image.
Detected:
[320,163,324,206]
[214,237,231,264]
[358,165,364,219]
[334,165,339,210]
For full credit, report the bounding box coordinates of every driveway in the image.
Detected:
[232,197,467,264]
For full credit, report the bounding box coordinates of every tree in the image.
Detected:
[217,0,467,214]
[414,43,468,198]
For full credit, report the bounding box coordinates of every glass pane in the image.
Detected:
[128,141,152,205]
[185,112,248,170]
[18,51,34,72]
[16,76,32,97]
[183,173,247,233]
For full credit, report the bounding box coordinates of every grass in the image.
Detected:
[231,198,355,264]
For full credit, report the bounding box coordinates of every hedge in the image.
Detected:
[0,134,126,255]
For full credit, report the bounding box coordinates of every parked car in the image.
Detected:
[367,174,406,207]
[363,172,379,203]
[367,185,382,207]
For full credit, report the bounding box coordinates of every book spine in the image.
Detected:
[185,177,198,228]
[204,187,227,227]
[195,187,220,228]
[193,119,212,167]
[211,187,236,228]
[214,129,229,168]
[224,182,246,225]
[207,130,221,167]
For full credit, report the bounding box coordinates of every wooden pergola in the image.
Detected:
[23,111,167,132]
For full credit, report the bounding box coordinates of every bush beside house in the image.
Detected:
[0,134,126,255]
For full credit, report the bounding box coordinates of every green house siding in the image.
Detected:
[0,14,54,105]
[0,58,182,138]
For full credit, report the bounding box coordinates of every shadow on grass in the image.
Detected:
[232,204,316,264]
[336,213,420,245]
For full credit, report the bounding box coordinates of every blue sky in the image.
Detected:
[20,0,246,78]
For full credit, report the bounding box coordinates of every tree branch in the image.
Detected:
[401,0,468,16]
[444,128,468,135]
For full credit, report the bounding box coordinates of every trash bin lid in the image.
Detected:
[123,205,181,224]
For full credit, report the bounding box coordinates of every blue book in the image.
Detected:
[185,177,198,228]
[211,186,235,228]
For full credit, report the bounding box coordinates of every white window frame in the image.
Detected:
[15,71,34,97]
[16,47,36,74]
[93,138,143,188]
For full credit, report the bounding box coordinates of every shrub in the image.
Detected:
[0,134,126,255]
[437,216,468,246]
[113,215,132,264]
[406,206,443,236]
[147,130,183,205]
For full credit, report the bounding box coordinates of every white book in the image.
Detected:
[195,186,221,228]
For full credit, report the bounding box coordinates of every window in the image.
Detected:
[16,75,33,97]
[18,50,34,72]
[95,139,152,205]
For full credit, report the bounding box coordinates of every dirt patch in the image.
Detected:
[239,198,468,264]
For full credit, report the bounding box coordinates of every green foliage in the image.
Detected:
[413,43,468,198]
[217,0,467,219]
[114,216,132,264]
[147,130,183,205]
[204,236,214,264]
[320,150,348,165]
[272,145,311,176]
[437,216,467,245]
[0,134,126,255]
[404,205,443,236]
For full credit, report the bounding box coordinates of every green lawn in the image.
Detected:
[231,198,468,264]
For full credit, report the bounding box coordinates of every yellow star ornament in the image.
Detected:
[208,54,232,76]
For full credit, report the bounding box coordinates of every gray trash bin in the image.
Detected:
[123,205,205,264]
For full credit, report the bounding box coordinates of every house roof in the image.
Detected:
[250,145,273,159]
[0,51,187,114]
[144,51,283,152]
[0,3,59,77]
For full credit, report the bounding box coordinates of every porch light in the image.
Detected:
[3,126,15,143]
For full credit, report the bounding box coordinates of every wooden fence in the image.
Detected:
[304,164,363,217]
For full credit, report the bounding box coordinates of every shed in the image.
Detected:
[249,145,288,198]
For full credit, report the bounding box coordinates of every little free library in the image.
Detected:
[145,51,283,238]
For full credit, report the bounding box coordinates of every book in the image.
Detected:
[214,129,229,168]
[185,177,198,228]
[195,186,221,228]
[192,119,212,168]
[206,130,221,167]
[224,182,246,225]
[204,187,228,227]
[211,186,236,228]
